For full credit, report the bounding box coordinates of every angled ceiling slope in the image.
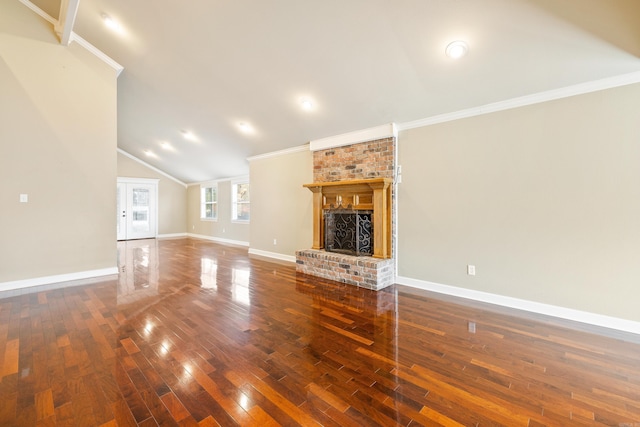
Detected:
[19,0,640,183]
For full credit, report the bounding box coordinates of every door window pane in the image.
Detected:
[132,188,150,232]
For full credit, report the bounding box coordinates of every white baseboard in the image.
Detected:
[395,275,640,336]
[157,233,188,239]
[0,267,119,293]
[187,233,249,247]
[248,248,296,263]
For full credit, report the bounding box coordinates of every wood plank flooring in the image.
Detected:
[0,237,639,426]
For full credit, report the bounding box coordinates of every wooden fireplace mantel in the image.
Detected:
[303,178,392,259]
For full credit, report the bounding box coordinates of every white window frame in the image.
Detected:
[231,177,250,223]
[200,182,218,221]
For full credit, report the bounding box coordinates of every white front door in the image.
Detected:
[117,178,158,240]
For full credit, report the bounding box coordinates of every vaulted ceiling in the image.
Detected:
[24,0,640,183]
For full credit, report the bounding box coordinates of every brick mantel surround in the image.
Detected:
[296,136,396,290]
[312,137,395,182]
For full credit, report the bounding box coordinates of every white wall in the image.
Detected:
[249,148,313,260]
[397,83,640,323]
[0,2,118,285]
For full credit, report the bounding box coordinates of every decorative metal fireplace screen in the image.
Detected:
[324,209,373,256]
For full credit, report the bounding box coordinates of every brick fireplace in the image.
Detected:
[296,136,396,290]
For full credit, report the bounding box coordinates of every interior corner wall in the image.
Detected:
[249,149,313,258]
[397,83,640,323]
[117,153,187,235]
[187,180,250,244]
[0,1,118,283]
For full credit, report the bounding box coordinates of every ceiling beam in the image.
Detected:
[55,0,80,46]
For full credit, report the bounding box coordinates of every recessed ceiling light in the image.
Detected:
[144,149,156,158]
[300,98,314,111]
[181,130,197,141]
[160,141,172,150]
[238,122,253,134]
[445,40,468,59]
[101,14,123,33]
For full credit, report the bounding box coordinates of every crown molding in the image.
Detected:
[69,32,123,76]
[18,0,55,24]
[117,177,159,184]
[19,0,123,76]
[310,123,397,152]
[398,71,640,131]
[247,144,309,162]
[117,148,187,187]
[187,174,250,187]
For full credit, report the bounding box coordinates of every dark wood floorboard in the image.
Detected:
[0,237,639,426]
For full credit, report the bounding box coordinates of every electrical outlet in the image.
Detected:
[467,265,476,276]
[19,194,28,203]
[273,238,277,245]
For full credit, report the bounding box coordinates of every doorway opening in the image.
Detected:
[117,177,158,240]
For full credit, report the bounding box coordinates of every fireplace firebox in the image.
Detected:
[325,209,373,256]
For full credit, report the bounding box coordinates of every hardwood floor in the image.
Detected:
[0,238,639,426]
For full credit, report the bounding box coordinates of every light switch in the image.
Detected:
[19,194,28,203]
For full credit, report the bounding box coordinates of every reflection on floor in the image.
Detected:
[118,239,159,307]
[0,237,638,426]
